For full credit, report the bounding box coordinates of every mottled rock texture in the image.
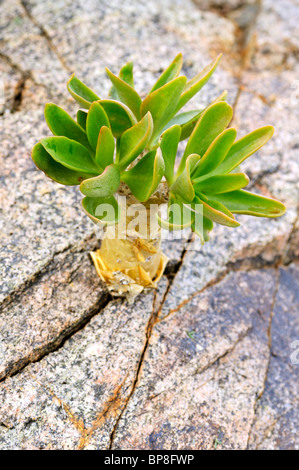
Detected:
[0,0,298,450]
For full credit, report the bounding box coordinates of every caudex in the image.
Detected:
[32,53,285,301]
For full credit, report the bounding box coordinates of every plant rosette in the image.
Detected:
[32,54,286,302]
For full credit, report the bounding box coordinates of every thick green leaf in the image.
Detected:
[109,62,134,99]
[192,128,237,180]
[140,76,187,141]
[121,149,165,202]
[95,126,115,170]
[206,190,286,217]
[67,74,100,108]
[150,53,183,92]
[171,154,201,202]
[174,54,222,114]
[195,192,240,227]
[45,104,92,153]
[163,90,228,142]
[159,125,181,184]
[82,195,120,226]
[99,100,137,138]
[176,111,205,142]
[80,164,120,198]
[162,109,204,144]
[119,62,134,87]
[118,112,153,171]
[192,215,214,244]
[179,90,228,141]
[178,101,233,175]
[86,102,110,150]
[77,110,87,130]
[165,109,201,131]
[32,143,94,185]
[186,197,214,243]
[106,68,142,119]
[40,136,99,174]
[157,195,193,231]
[194,173,249,194]
[215,126,275,175]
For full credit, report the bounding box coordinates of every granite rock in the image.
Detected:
[111,269,277,450]
[248,264,299,450]
[0,290,164,450]
[0,0,298,451]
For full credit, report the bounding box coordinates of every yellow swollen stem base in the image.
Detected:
[90,188,168,303]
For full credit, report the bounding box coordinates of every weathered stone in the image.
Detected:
[111,269,277,450]
[193,0,257,14]
[0,290,163,450]
[0,0,70,95]
[0,0,298,451]
[0,237,108,381]
[0,376,81,450]
[286,216,299,263]
[21,0,239,102]
[0,56,23,114]
[248,264,299,450]
[251,0,299,71]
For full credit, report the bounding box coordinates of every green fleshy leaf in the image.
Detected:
[159,125,181,184]
[82,195,120,226]
[188,199,214,243]
[179,90,228,141]
[194,173,249,194]
[67,74,100,108]
[171,154,201,203]
[150,53,183,92]
[86,102,110,150]
[118,112,153,171]
[157,195,193,231]
[195,192,240,227]
[40,136,99,174]
[192,215,214,244]
[99,99,137,138]
[44,104,92,153]
[205,190,286,218]
[163,90,228,142]
[32,143,94,185]
[178,101,233,176]
[121,149,165,202]
[140,76,187,141]
[215,126,275,174]
[106,68,142,119]
[80,164,120,198]
[95,126,115,170]
[77,110,87,130]
[165,109,202,138]
[119,62,134,87]
[174,54,222,114]
[192,128,237,180]
[109,62,134,99]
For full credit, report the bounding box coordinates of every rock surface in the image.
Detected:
[0,0,298,450]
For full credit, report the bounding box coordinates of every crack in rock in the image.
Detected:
[246,267,280,448]
[19,0,72,73]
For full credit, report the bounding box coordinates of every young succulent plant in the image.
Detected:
[32,54,286,301]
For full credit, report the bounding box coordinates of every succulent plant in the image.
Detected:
[32,54,285,301]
